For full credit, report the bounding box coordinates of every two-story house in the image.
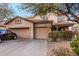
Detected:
[4,13,76,40]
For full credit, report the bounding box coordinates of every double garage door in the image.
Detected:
[35,27,49,39]
[11,28,30,39]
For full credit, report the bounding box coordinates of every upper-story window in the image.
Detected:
[68,15,74,21]
[15,19,22,24]
[58,16,64,22]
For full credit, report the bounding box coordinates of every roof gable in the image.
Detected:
[5,16,33,25]
[5,15,54,25]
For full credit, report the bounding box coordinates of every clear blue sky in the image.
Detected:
[10,3,33,17]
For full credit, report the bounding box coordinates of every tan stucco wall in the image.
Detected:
[46,13,58,23]
[6,17,52,39]
[72,23,79,31]
[5,13,72,39]
[29,13,68,24]
[6,18,32,27]
[6,18,34,39]
[35,23,51,27]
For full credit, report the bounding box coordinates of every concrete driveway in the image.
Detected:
[0,39,47,56]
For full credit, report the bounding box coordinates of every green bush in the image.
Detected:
[70,38,79,55]
[49,31,58,38]
[63,31,74,40]
[48,31,64,41]
[48,31,74,41]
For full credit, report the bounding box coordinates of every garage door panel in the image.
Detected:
[11,28,30,39]
[35,28,49,39]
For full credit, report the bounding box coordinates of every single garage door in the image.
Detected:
[35,27,49,39]
[10,28,30,39]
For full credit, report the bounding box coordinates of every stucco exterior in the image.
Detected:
[4,13,76,39]
[5,17,34,39]
[5,16,53,39]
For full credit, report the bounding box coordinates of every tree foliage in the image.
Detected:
[0,3,14,21]
[20,3,58,16]
[20,3,79,23]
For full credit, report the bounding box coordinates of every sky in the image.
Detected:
[10,3,33,17]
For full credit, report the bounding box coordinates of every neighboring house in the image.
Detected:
[4,13,76,39]
[0,22,6,29]
[0,25,6,29]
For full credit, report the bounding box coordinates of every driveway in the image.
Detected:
[0,39,47,56]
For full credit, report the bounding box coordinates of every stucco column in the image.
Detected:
[48,22,53,42]
[48,24,52,32]
[30,23,34,39]
[56,26,58,31]
[49,22,53,32]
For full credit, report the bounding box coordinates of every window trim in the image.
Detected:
[15,19,22,24]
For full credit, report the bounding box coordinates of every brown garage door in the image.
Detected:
[35,27,49,39]
[10,28,30,39]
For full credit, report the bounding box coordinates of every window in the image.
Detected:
[15,19,22,24]
[68,15,75,21]
[58,16,64,22]
[52,26,63,31]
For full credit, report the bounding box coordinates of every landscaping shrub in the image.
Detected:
[70,38,79,55]
[48,31,74,41]
[75,31,79,39]
[52,47,75,56]
[63,31,74,41]
[49,31,64,38]
[48,31,64,41]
